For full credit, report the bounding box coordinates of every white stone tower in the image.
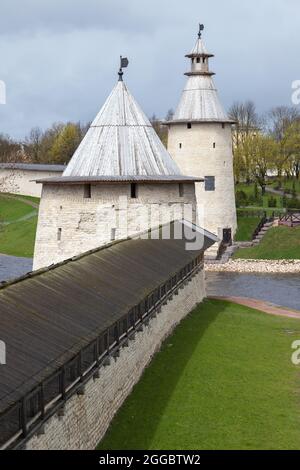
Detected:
[33,59,201,270]
[167,25,237,257]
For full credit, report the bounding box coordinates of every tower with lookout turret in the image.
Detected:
[167,25,237,257]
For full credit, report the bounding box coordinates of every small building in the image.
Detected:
[0,163,65,198]
[33,64,202,270]
[166,26,237,257]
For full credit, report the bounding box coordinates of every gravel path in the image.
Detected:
[209,295,300,318]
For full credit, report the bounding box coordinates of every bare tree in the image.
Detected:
[24,127,43,162]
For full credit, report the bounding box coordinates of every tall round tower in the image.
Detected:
[167,25,237,257]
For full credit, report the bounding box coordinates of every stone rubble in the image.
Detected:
[205,259,300,273]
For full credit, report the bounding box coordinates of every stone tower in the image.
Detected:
[167,25,237,257]
[33,61,201,270]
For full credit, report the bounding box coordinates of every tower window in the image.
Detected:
[111,228,116,241]
[57,228,62,241]
[179,183,184,197]
[202,57,205,63]
[205,176,215,191]
[187,123,192,129]
[131,183,137,198]
[179,143,182,149]
[222,123,225,129]
[213,142,216,148]
[196,57,200,63]
[84,184,91,198]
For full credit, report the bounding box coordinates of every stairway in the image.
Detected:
[252,220,274,245]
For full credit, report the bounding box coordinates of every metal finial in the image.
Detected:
[198,23,204,38]
[118,55,129,81]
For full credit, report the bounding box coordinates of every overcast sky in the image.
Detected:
[0,0,299,139]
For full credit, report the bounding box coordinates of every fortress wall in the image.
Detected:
[0,168,63,198]
[26,269,205,450]
[33,182,197,270]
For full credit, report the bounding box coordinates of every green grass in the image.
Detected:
[234,226,300,260]
[98,300,300,450]
[270,178,300,195]
[0,194,35,222]
[0,216,38,257]
[0,193,39,257]
[235,216,261,241]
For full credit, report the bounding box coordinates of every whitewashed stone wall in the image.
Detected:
[33,182,197,270]
[26,269,205,450]
[168,122,237,255]
[0,168,63,197]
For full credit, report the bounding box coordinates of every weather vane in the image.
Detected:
[198,23,204,38]
[118,56,129,81]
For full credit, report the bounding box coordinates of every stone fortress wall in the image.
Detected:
[26,270,205,450]
[33,182,198,270]
[0,166,64,198]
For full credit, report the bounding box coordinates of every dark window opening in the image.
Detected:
[84,184,91,199]
[202,57,205,63]
[213,142,216,148]
[205,176,215,191]
[131,183,137,198]
[222,123,225,129]
[111,228,116,241]
[187,123,192,129]
[191,58,194,63]
[57,228,62,241]
[196,57,200,63]
[179,143,182,149]
[179,183,184,197]
[223,228,232,245]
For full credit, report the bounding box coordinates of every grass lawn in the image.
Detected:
[0,194,35,222]
[0,193,39,257]
[98,300,300,450]
[270,178,300,195]
[235,216,261,241]
[234,226,300,260]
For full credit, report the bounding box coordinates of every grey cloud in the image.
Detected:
[0,0,299,139]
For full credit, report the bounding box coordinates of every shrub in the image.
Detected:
[235,190,248,207]
[268,196,277,208]
[285,198,300,210]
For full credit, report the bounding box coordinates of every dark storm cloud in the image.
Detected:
[0,0,299,139]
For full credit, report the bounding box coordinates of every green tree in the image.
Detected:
[49,123,83,164]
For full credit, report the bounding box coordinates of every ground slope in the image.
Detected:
[0,193,39,257]
[98,299,300,450]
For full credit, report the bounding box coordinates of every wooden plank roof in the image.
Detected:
[0,222,216,413]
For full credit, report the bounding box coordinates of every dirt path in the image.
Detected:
[209,296,300,319]
[266,186,300,201]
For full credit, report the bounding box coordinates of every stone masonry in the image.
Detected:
[33,182,197,270]
[26,269,205,450]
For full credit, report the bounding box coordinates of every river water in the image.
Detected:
[0,255,299,311]
[0,255,33,283]
[206,272,300,311]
